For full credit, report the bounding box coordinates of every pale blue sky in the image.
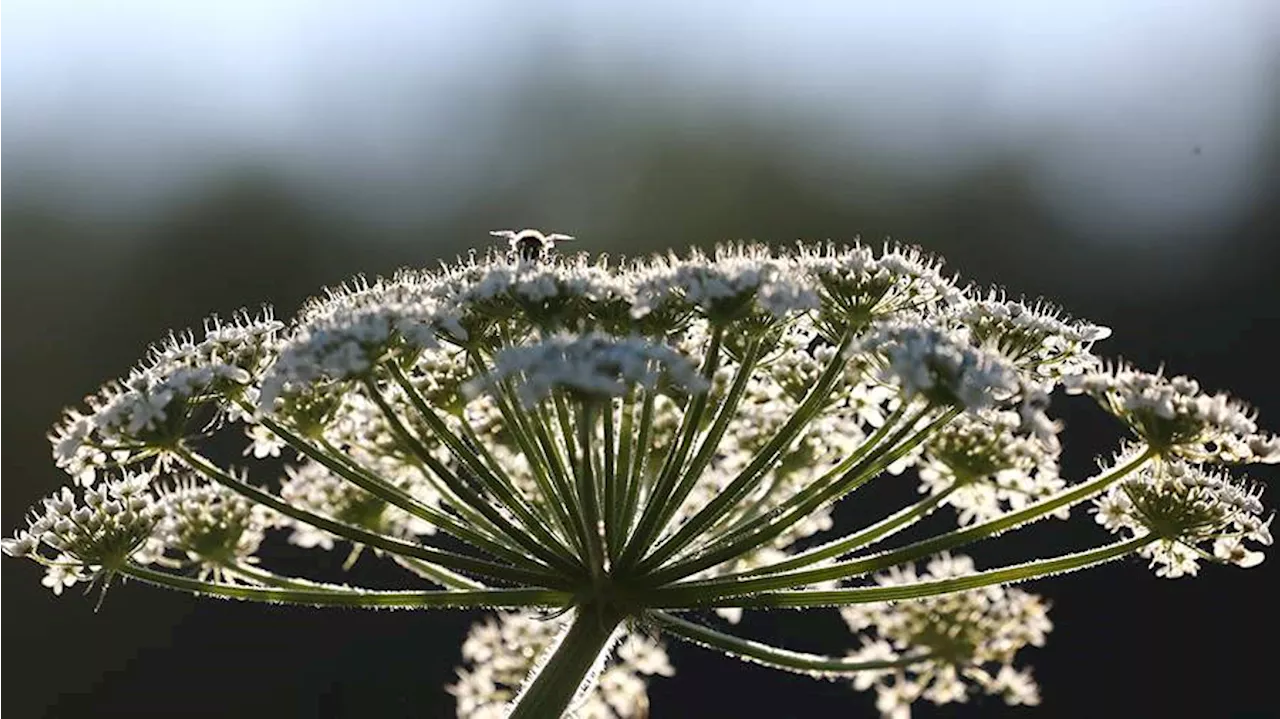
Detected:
[4,1,1278,236]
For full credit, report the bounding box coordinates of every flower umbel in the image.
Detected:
[6,236,1275,718]
[841,553,1051,717]
[1093,459,1271,578]
[1066,364,1280,463]
[4,472,160,593]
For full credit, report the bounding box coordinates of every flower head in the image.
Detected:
[260,275,448,410]
[794,242,959,331]
[3,472,160,591]
[631,243,819,325]
[439,251,635,337]
[153,476,274,579]
[1066,365,1280,463]
[919,410,1065,525]
[841,553,1051,717]
[951,292,1109,378]
[5,237,1276,719]
[50,311,281,484]
[869,323,1020,411]
[1092,459,1271,577]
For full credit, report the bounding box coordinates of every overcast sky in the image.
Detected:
[4,0,1278,235]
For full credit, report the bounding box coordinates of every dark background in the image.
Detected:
[4,4,1278,717]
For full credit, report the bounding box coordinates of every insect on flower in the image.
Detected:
[490,228,575,261]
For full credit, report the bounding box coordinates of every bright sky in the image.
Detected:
[3,0,1278,235]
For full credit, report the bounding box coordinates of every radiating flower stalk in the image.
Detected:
[6,231,1277,718]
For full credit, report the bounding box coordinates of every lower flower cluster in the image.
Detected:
[841,554,1049,718]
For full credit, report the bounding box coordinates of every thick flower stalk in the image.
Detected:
[6,233,1276,718]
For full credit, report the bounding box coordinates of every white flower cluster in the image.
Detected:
[442,252,633,333]
[51,311,282,484]
[871,324,1020,411]
[467,333,710,407]
[449,611,674,719]
[1093,460,1271,578]
[952,294,1109,377]
[919,411,1065,526]
[793,242,960,326]
[631,244,819,322]
[260,275,456,410]
[841,554,1051,718]
[153,477,275,579]
[2,472,160,594]
[1066,365,1280,464]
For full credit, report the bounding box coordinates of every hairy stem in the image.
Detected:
[668,447,1155,595]
[649,610,935,678]
[508,603,626,719]
[654,534,1154,607]
[120,563,568,609]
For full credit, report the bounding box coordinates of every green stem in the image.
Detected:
[735,485,959,579]
[391,556,488,590]
[603,395,621,560]
[648,611,935,678]
[610,387,637,560]
[529,401,596,561]
[508,603,627,719]
[618,389,658,546]
[120,563,569,609]
[668,447,1155,596]
[382,367,582,569]
[363,378,584,577]
[654,534,1154,608]
[576,401,607,579]
[254,413,535,570]
[643,404,943,584]
[455,413,572,542]
[708,401,912,543]
[617,327,724,570]
[640,339,764,568]
[641,331,854,567]
[221,562,321,590]
[173,447,564,588]
[469,348,581,548]
[711,402,927,545]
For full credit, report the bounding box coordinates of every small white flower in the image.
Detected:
[631,244,818,322]
[154,476,275,580]
[951,293,1108,378]
[48,310,281,481]
[41,559,84,596]
[245,424,285,459]
[794,241,959,326]
[919,410,1064,525]
[6,473,160,590]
